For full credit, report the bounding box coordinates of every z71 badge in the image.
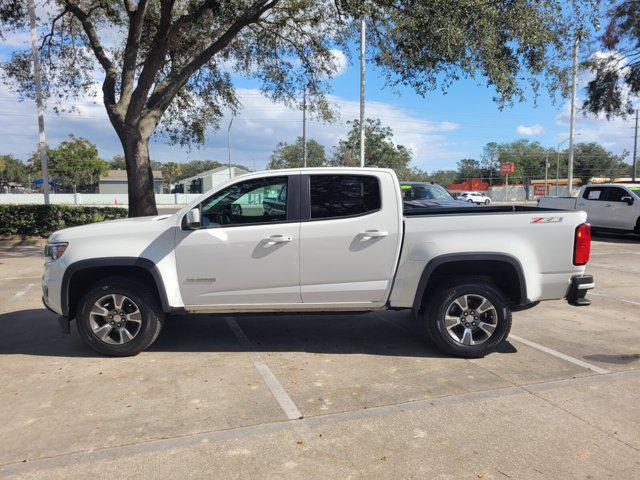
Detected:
[531,216,563,224]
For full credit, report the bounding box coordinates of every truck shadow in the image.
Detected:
[0,308,518,359]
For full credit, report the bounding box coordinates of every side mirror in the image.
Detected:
[185,207,201,229]
[621,195,634,205]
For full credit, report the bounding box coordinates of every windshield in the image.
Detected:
[401,183,454,201]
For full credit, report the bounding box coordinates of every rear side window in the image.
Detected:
[583,187,605,201]
[310,175,381,219]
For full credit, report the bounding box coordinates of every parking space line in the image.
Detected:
[509,335,609,374]
[224,316,302,420]
[12,283,35,298]
[0,275,41,281]
[589,291,640,307]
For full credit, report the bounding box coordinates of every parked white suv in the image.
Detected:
[42,168,593,358]
[459,191,491,205]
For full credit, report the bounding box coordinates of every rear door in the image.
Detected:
[299,171,402,305]
[577,186,608,227]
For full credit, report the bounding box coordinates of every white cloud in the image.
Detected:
[516,124,544,136]
[0,83,463,171]
[329,49,348,77]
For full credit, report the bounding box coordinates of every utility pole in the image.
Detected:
[567,32,579,196]
[633,109,638,181]
[28,0,49,205]
[302,86,307,168]
[359,15,366,168]
[544,151,549,196]
[227,116,234,179]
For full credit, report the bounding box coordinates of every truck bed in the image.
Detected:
[403,205,566,216]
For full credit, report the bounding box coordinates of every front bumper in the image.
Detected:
[566,274,594,306]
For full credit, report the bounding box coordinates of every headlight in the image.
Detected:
[44,242,68,262]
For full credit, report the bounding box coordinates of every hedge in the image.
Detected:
[0,205,128,237]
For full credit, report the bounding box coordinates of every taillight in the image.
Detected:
[573,223,591,265]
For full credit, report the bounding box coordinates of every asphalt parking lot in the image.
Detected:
[1,233,640,479]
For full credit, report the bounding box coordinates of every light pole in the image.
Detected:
[567,31,579,196]
[28,0,50,205]
[359,15,366,167]
[302,86,307,167]
[227,116,234,179]
[556,137,570,196]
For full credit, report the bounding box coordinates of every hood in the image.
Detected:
[48,214,176,242]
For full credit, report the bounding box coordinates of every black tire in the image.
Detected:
[484,199,491,205]
[76,277,163,356]
[424,281,511,358]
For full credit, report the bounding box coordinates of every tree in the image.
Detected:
[572,142,629,183]
[268,137,326,169]
[109,155,127,170]
[31,135,109,192]
[482,140,553,198]
[2,0,587,216]
[428,170,458,186]
[583,1,640,117]
[332,118,413,176]
[456,159,482,182]
[0,154,29,186]
[162,161,182,189]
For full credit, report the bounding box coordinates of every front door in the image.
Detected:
[605,186,637,230]
[299,172,402,305]
[175,174,301,308]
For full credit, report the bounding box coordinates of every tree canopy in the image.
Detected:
[583,1,640,118]
[1,0,590,215]
[268,137,326,169]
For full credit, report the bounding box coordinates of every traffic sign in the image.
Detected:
[499,162,515,175]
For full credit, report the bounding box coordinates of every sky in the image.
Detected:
[1,7,637,173]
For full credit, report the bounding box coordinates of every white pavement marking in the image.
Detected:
[509,334,609,375]
[1,275,41,281]
[225,316,302,420]
[589,291,640,307]
[13,283,35,298]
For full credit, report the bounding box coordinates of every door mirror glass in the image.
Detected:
[621,195,634,205]
[185,207,201,229]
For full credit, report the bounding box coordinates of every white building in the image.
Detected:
[174,166,249,194]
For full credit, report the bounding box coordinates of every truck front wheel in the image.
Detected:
[425,282,511,358]
[76,277,164,356]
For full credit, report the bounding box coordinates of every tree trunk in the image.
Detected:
[121,132,158,217]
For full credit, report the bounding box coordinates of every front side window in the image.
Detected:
[200,176,288,227]
[310,175,381,219]
[606,187,630,202]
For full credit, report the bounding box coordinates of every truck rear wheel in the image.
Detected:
[424,282,511,358]
[76,277,163,356]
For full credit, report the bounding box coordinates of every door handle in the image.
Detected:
[266,235,292,244]
[604,204,611,207]
[359,230,388,238]
[577,203,585,206]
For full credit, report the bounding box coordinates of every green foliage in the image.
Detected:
[108,155,126,170]
[331,118,413,172]
[426,170,458,186]
[572,142,630,183]
[456,159,483,182]
[0,205,128,237]
[30,135,109,192]
[0,154,29,185]
[583,1,640,118]
[268,137,327,169]
[161,162,183,186]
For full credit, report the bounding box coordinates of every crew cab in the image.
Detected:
[42,168,594,358]
[539,183,640,235]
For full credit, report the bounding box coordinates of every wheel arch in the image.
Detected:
[61,257,170,319]
[412,253,528,311]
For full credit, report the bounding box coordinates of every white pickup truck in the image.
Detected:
[539,183,640,235]
[42,168,594,358]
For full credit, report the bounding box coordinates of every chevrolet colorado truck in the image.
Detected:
[42,168,594,358]
[538,183,640,236]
